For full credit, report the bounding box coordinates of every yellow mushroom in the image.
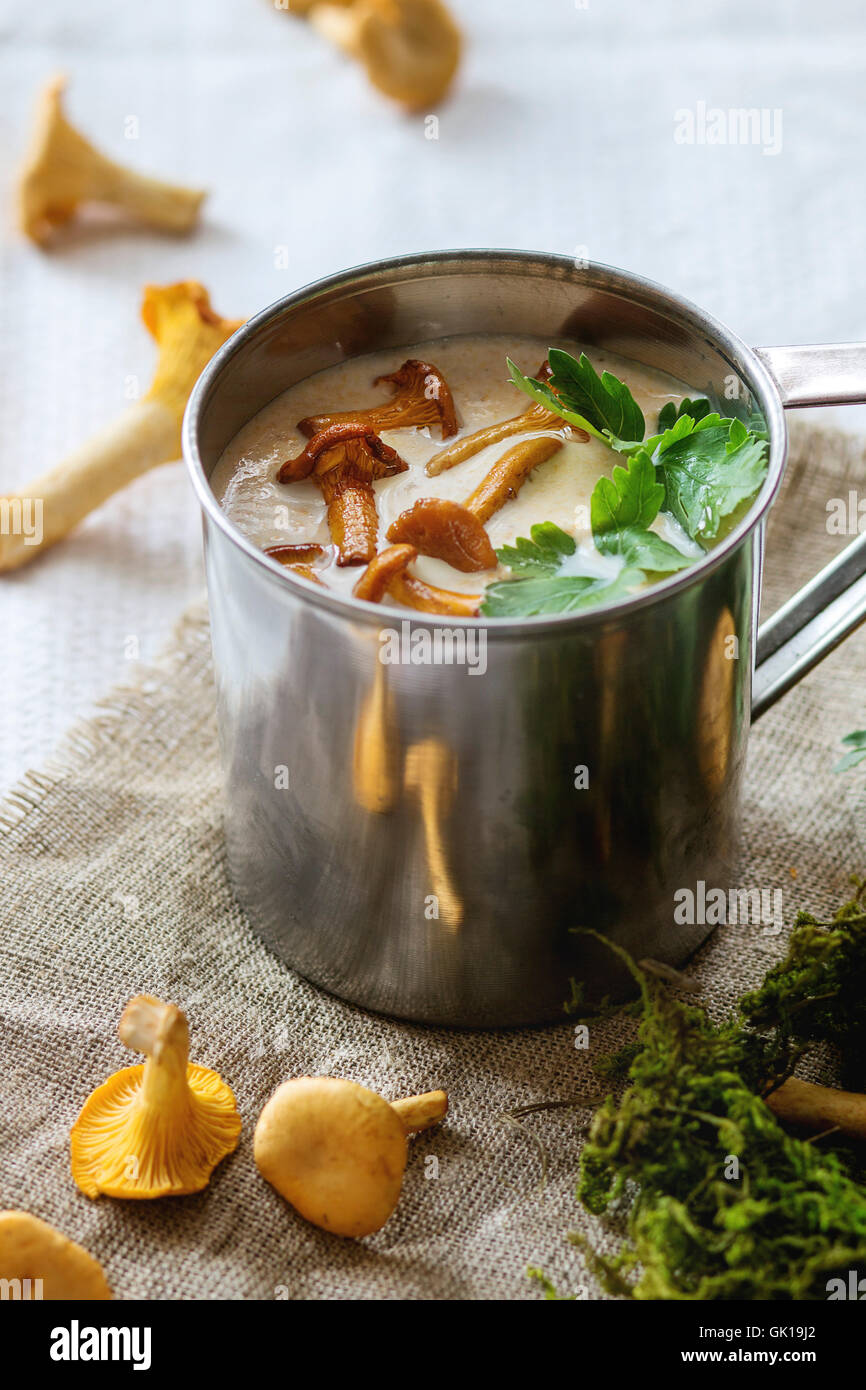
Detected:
[766,1077,866,1143]
[254,1076,447,1237]
[0,281,243,572]
[281,0,356,15]
[17,76,206,244]
[0,1211,111,1300]
[70,995,241,1200]
[310,0,462,109]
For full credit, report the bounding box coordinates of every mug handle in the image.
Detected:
[751,343,866,718]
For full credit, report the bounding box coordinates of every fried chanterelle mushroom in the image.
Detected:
[298,358,457,439]
[386,497,497,572]
[353,542,482,615]
[425,362,585,475]
[464,435,564,524]
[309,0,462,109]
[279,423,408,566]
[0,1211,111,1300]
[255,1077,447,1237]
[263,542,326,585]
[0,282,242,573]
[70,995,241,1199]
[17,76,206,245]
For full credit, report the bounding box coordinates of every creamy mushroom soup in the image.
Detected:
[212,335,762,617]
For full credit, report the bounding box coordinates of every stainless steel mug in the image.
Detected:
[183,251,866,1026]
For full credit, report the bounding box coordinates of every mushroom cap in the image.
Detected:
[16,75,206,244]
[254,1076,408,1237]
[0,1211,111,1300]
[71,1060,241,1199]
[299,358,458,440]
[386,497,497,572]
[279,422,406,484]
[141,282,244,431]
[356,0,462,109]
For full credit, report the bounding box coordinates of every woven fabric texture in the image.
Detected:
[1,421,865,1300]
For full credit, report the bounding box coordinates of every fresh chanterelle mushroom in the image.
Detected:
[255,1076,447,1237]
[0,282,242,572]
[17,76,206,244]
[298,358,458,439]
[309,0,462,109]
[0,1211,111,1300]
[283,0,354,11]
[766,1076,866,1143]
[70,995,241,1199]
[279,423,408,566]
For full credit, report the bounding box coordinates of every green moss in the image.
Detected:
[568,880,866,1300]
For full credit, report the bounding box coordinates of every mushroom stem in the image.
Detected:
[319,471,380,566]
[0,401,175,572]
[766,1077,866,1143]
[70,993,241,1200]
[0,281,242,571]
[464,436,564,525]
[390,1089,448,1133]
[18,76,206,244]
[426,407,573,476]
[389,572,481,616]
[309,2,362,53]
[118,996,191,1111]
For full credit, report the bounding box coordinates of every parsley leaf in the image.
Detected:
[591,451,692,574]
[835,730,866,773]
[658,397,711,430]
[507,350,644,451]
[591,449,664,533]
[656,417,769,543]
[494,522,576,577]
[481,566,645,618]
[497,349,770,611]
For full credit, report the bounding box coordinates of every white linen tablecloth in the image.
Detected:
[1,0,865,787]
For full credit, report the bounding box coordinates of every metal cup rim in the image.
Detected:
[182,248,787,635]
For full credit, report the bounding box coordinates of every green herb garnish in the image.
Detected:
[487,350,769,616]
[654,414,769,543]
[657,396,712,430]
[494,520,576,577]
[482,525,644,617]
[590,450,692,574]
[835,730,866,773]
[507,350,644,452]
[480,452,692,617]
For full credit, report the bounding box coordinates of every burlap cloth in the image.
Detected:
[1,422,865,1301]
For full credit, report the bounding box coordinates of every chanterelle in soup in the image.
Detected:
[212,335,769,618]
